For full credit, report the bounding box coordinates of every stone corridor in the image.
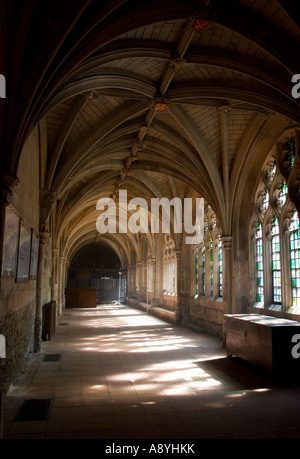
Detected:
[3,303,300,439]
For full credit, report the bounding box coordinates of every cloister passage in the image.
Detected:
[3,302,300,439]
[67,243,127,304]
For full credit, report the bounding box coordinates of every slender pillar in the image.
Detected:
[221,236,232,313]
[34,231,49,352]
[136,261,142,300]
[58,256,66,315]
[61,258,67,311]
[174,250,182,322]
[51,248,58,302]
[35,188,56,349]
[147,257,156,305]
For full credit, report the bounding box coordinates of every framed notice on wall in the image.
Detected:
[16,222,31,281]
[1,205,20,276]
[29,232,39,279]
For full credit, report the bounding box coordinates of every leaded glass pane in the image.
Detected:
[218,239,222,297]
[266,159,276,185]
[290,211,300,308]
[255,222,264,302]
[271,217,281,303]
[260,189,269,215]
[278,181,287,208]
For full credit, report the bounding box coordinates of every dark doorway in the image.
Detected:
[67,243,127,304]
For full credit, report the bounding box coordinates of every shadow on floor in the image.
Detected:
[197,356,300,390]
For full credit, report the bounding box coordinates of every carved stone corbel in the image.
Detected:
[39,188,57,232]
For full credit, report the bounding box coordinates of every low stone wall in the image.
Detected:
[128,296,226,337]
[162,294,178,312]
[182,297,226,338]
[127,299,177,323]
[0,302,35,393]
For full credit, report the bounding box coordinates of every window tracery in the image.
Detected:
[252,132,300,314]
[163,234,176,295]
[193,203,222,299]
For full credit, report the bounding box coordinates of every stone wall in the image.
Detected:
[0,126,40,392]
[162,294,178,311]
[0,301,35,392]
[182,296,226,339]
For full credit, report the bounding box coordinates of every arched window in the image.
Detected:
[271,216,281,304]
[163,234,176,295]
[194,247,198,296]
[218,237,222,298]
[251,132,300,315]
[209,238,213,296]
[255,222,264,303]
[192,203,222,300]
[290,210,300,309]
[201,244,205,296]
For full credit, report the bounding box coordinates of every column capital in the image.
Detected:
[40,188,57,229]
[52,248,59,257]
[221,235,232,249]
[38,231,50,245]
[148,257,156,265]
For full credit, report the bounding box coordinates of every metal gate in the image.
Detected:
[67,268,127,304]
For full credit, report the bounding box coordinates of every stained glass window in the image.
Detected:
[255,222,264,302]
[266,159,276,185]
[163,234,176,295]
[290,210,300,308]
[195,249,198,295]
[202,246,205,295]
[271,217,281,303]
[284,138,295,171]
[253,138,298,313]
[210,239,213,296]
[278,181,287,208]
[218,238,222,297]
[261,189,269,215]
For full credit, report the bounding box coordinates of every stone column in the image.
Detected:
[141,261,147,302]
[58,256,66,315]
[34,231,49,352]
[51,248,58,302]
[126,265,132,297]
[62,258,67,311]
[174,250,182,322]
[147,257,156,305]
[136,261,142,301]
[221,236,232,313]
[34,188,57,350]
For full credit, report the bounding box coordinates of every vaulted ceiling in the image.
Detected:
[1,0,300,264]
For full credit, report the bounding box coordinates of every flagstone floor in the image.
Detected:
[3,303,300,439]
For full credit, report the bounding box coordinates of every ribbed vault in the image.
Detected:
[1,0,300,266]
